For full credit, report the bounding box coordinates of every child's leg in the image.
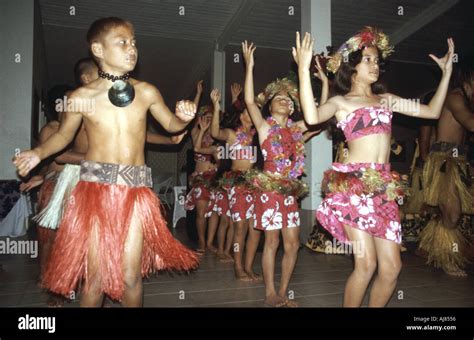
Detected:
[278,227,300,307]
[80,224,105,307]
[244,218,261,280]
[121,209,144,307]
[195,200,209,252]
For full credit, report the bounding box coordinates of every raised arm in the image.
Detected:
[193,80,204,108]
[231,83,243,105]
[242,41,268,132]
[145,83,196,133]
[210,88,234,142]
[314,56,329,105]
[293,32,338,125]
[384,38,455,119]
[193,117,217,155]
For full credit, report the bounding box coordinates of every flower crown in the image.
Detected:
[197,105,213,117]
[326,26,394,74]
[255,77,300,111]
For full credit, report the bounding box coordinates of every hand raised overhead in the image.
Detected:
[292,31,314,69]
[242,41,256,68]
[429,38,455,76]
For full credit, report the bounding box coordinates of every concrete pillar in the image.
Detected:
[211,48,226,109]
[299,0,332,244]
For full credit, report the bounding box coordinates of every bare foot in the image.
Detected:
[206,245,218,254]
[264,294,287,307]
[235,269,253,282]
[217,253,233,263]
[282,298,298,307]
[196,248,206,254]
[444,268,468,277]
[245,270,262,282]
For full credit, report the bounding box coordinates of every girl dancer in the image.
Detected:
[194,113,235,263]
[242,41,327,307]
[185,104,219,254]
[293,27,454,306]
[209,87,261,281]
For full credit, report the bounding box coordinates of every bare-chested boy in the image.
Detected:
[420,60,474,277]
[14,17,199,307]
[37,57,187,231]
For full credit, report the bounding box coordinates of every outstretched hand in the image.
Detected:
[429,38,455,76]
[196,80,204,94]
[313,55,328,82]
[242,41,256,68]
[292,31,314,69]
[13,150,41,178]
[176,100,196,123]
[19,175,44,192]
[231,83,242,100]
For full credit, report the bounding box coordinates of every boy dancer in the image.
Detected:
[14,17,199,307]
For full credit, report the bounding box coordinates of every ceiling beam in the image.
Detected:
[216,0,257,51]
[181,0,257,100]
[390,0,459,45]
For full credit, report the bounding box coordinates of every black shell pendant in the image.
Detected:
[108,80,135,107]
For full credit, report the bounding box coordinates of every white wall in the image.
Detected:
[0,0,35,179]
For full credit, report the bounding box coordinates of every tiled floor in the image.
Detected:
[1,222,473,308]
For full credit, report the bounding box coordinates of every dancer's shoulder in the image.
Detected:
[138,80,164,100]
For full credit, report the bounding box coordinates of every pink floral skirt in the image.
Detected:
[316,162,403,244]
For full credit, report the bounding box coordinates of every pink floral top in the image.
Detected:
[336,106,392,142]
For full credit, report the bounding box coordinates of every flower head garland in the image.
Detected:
[197,105,213,117]
[265,117,305,179]
[327,26,394,74]
[256,78,300,112]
